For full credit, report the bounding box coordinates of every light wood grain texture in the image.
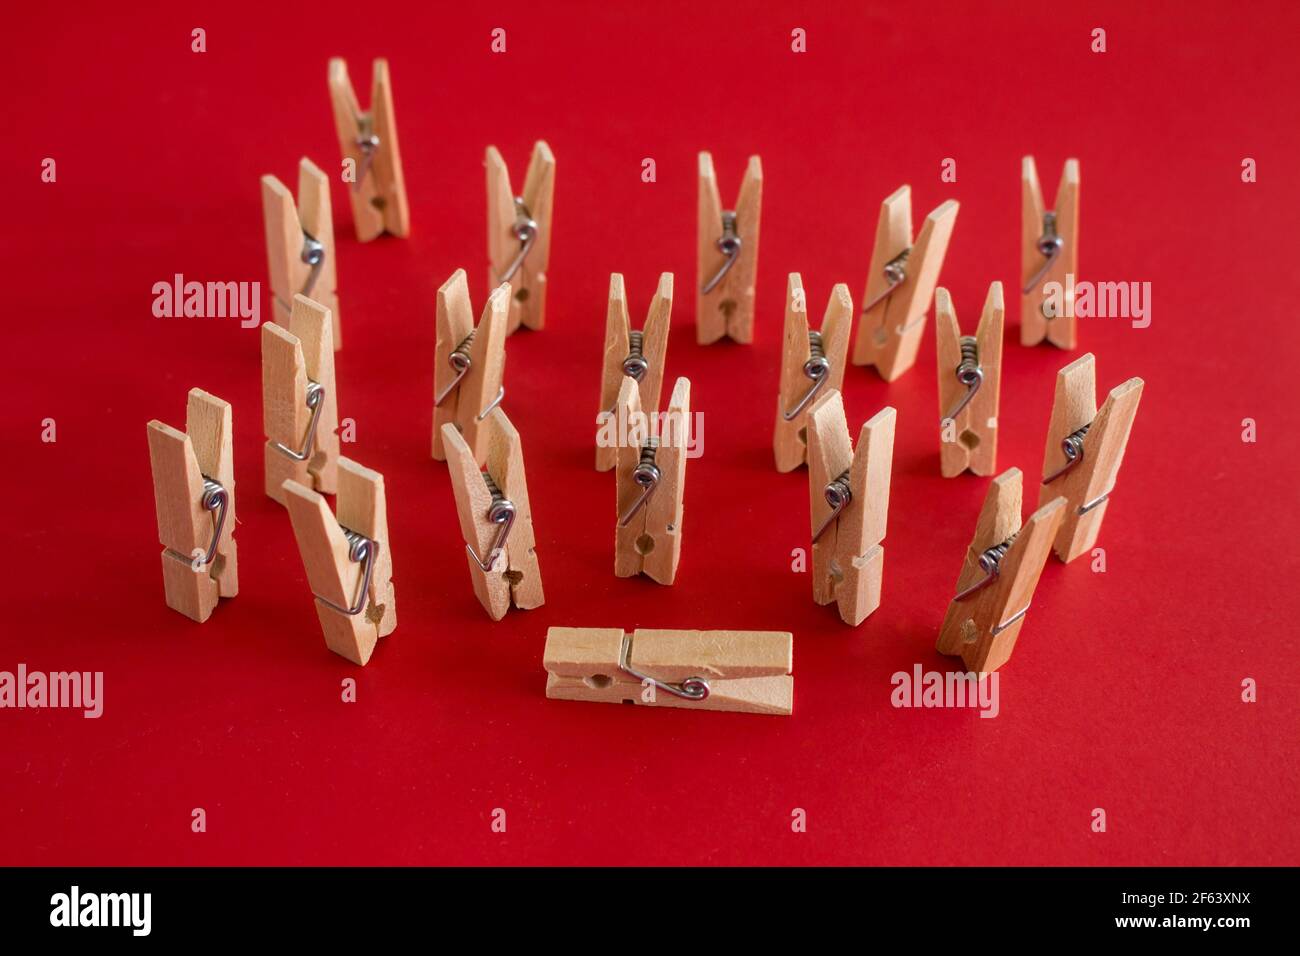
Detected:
[1038,353,1144,561]
[262,295,339,505]
[937,469,1065,673]
[544,627,793,716]
[441,409,544,620]
[486,141,555,333]
[773,274,852,472]
[328,58,409,242]
[596,272,673,471]
[615,376,690,584]
[1021,156,1079,348]
[936,282,1004,477]
[431,270,510,463]
[260,158,341,347]
[282,458,396,666]
[852,187,958,380]
[806,391,896,626]
[146,389,237,622]
[697,152,762,344]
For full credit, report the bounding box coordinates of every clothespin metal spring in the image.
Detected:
[940,336,984,426]
[351,119,381,194]
[299,235,326,298]
[622,330,648,381]
[862,248,911,314]
[434,329,506,419]
[466,472,516,573]
[700,211,741,294]
[811,469,853,543]
[783,330,831,421]
[274,381,326,462]
[618,633,710,701]
[618,440,661,527]
[1042,422,1090,484]
[953,532,1018,601]
[196,478,228,567]
[498,197,538,284]
[317,528,377,616]
[1023,211,1063,295]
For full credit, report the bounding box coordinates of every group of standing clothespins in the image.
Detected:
[146,58,1144,717]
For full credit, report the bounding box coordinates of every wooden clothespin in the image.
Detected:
[431,270,509,464]
[806,391,896,626]
[596,272,672,472]
[544,627,793,716]
[615,376,690,585]
[262,295,339,506]
[1021,156,1079,348]
[260,158,341,349]
[146,389,238,623]
[328,57,410,242]
[935,282,1004,478]
[486,141,555,334]
[1038,353,1144,562]
[851,186,958,381]
[773,273,852,472]
[282,458,396,666]
[441,410,544,620]
[697,152,762,345]
[937,469,1065,673]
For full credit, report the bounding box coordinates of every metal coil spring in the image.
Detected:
[619,439,662,527]
[623,330,648,381]
[317,527,376,616]
[862,247,912,314]
[811,469,853,543]
[1043,422,1091,484]
[954,530,1019,600]
[782,330,831,421]
[468,472,517,572]
[956,337,980,385]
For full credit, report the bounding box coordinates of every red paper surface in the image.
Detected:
[2,1,1297,866]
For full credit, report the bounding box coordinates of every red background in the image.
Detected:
[3,1,1297,866]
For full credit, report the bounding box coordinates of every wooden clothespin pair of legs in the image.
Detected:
[1021,156,1079,348]
[614,376,691,585]
[935,282,1004,477]
[544,628,793,716]
[328,57,409,242]
[596,272,672,471]
[697,152,762,345]
[773,273,852,472]
[487,141,555,334]
[261,158,341,348]
[854,186,959,380]
[431,271,544,619]
[806,391,896,626]
[146,389,238,622]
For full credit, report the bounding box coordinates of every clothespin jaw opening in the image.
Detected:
[935,282,1004,478]
[328,57,410,242]
[283,457,396,666]
[937,469,1066,673]
[1021,156,1079,349]
[146,388,239,623]
[262,295,340,505]
[615,376,691,585]
[431,270,510,463]
[773,273,852,472]
[851,186,959,381]
[806,390,896,626]
[1038,353,1144,562]
[441,409,544,621]
[544,627,794,716]
[696,152,763,345]
[260,158,341,349]
[486,141,556,334]
[596,272,674,472]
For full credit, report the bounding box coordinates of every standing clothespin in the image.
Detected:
[486,141,555,334]
[697,152,762,345]
[851,186,958,381]
[261,158,341,348]
[262,295,339,506]
[615,376,691,585]
[937,469,1065,673]
[431,269,509,463]
[596,272,672,472]
[773,274,852,472]
[1021,156,1079,348]
[1038,353,1144,562]
[146,389,238,623]
[328,57,410,242]
[806,391,896,626]
[442,410,544,620]
[283,458,396,666]
[544,627,793,716]
[935,282,1004,478]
